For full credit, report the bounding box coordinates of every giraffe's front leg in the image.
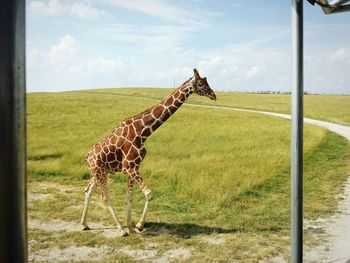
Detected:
[135,189,152,231]
[128,168,153,232]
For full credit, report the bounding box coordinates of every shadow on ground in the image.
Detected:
[142,222,241,239]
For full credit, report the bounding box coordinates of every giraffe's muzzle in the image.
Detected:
[209,93,216,101]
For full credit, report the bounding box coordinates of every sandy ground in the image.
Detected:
[187,104,350,262]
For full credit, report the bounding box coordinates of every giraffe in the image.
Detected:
[80,68,216,236]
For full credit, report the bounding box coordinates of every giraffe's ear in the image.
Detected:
[193,68,200,80]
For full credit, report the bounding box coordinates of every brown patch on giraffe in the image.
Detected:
[133,136,142,148]
[168,105,178,113]
[141,128,152,137]
[121,126,128,137]
[95,159,102,168]
[100,151,107,163]
[134,157,141,165]
[108,160,119,170]
[109,135,117,144]
[173,90,180,97]
[152,105,165,119]
[124,118,132,125]
[133,120,143,131]
[101,142,108,153]
[152,120,163,130]
[127,146,139,160]
[162,110,171,121]
[178,94,186,103]
[122,141,132,155]
[114,127,122,137]
[174,99,182,107]
[127,125,136,140]
[87,155,93,163]
[165,96,174,107]
[116,150,123,162]
[122,159,129,170]
[116,137,124,148]
[143,114,154,126]
[108,144,116,152]
[140,148,147,159]
[106,152,116,163]
[94,144,102,153]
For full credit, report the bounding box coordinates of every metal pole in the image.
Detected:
[0,0,27,262]
[291,0,304,262]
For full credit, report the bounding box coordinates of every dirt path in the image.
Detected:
[186,103,350,262]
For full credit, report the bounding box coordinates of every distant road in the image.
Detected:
[185,103,350,141]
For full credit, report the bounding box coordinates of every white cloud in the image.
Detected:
[29,34,125,74]
[49,34,78,63]
[70,2,105,20]
[51,35,77,55]
[28,35,81,74]
[29,0,104,20]
[199,56,223,72]
[27,34,131,90]
[30,0,66,16]
[104,0,208,27]
[89,23,195,54]
[28,35,79,71]
[245,66,261,79]
[87,57,123,74]
[329,48,350,62]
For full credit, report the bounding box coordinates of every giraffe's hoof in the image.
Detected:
[135,222,143,229]
[120,229,129,237]
[135,222,145,233]
[133,227,144,234]
[82,226,91,231]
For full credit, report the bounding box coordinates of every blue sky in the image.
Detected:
[27,0,350,93]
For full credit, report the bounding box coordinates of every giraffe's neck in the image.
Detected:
[139,79,194,139]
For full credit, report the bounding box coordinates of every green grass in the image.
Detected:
[83,88,350,126]
[27,89,350,262]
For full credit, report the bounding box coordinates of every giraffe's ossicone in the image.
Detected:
[81,68,216,236]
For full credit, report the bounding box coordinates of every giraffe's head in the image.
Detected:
[192,68,216,101]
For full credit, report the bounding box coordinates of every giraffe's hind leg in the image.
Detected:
[126,175,135,230]
[80,178,97,230]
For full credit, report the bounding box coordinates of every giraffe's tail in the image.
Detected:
[85,151,91,163]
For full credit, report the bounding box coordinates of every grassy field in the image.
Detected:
[27,89,350,262]
[84,88,350,126]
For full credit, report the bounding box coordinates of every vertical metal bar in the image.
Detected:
[0,0,27,262]
[291,0,304,262]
